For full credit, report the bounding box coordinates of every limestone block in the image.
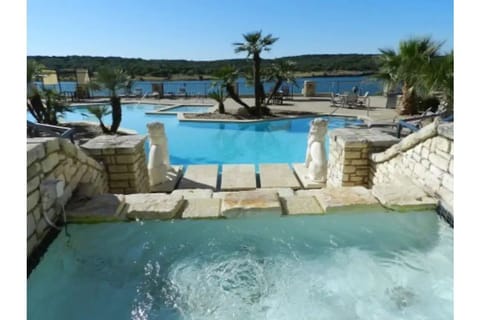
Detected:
[429,153,449,171]
[27,234,39,256]
[27,143,46,167]
[372,183,438,211]
[280,196,324,215]
[66,194,126,223]
[35,217,49,237]
[115,148,137,155]
[432,137,451,153]
[108,165,128,173]
[171,189,213,200]
[59,139,77,156]
[123,194,184,220]
[76,149,89,163]
[297,186,381,213]
[438,123,453,140]
[27,190,40,212]
[181,198,222,219]
[448,159,454,174]
[420,146,430,158]
[220,189,281,218]
[436,187,453,212]
[27,162,42,180]
[27,176,40,194]
[345,152,362,159]
[27,213,36,238]
[100,148,115,155]
[109,172,136,181]
[117,154,139,164]
[41,153,59,173]
[267,188,295,198]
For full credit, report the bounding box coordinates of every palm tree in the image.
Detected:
[423,51,453,111]
[84,105,111,133]
[208,88,227,114]
[377,37,442,115]
[27,60,46,122]
[90,67,128,133]
[264,60,297,105]
[27,60,72,124]
[234,31,278,116]
[212,66,251,112]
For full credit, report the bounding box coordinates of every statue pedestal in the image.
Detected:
[292,163,326,189]
[150,165,183,193]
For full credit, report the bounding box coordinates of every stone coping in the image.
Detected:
[145,103,216,115]
[370,119,440,164]
[65,186,446,224]
[176,112,360,124]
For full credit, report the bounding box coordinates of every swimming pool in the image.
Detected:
[27,211,452,319]
[29,103,363,165]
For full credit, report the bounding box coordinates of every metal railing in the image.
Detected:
[27,121,76,143]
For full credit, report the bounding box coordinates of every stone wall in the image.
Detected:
[327,128,399,187]
[370,120,454,214]
[81,135,150,194]
[27,137,108,257]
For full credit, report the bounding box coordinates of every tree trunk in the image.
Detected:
[399,84,417,115]
[253,53,262,116]
[110,96,122,133]
[226,84,251,111]
[265,80,282,105]
[28,93,45,123]
[218,101,225,114]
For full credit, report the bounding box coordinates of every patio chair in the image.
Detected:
[177,87,187,98]
[355,92,370,108]
[330,92,343,107]
[345,92,358,107]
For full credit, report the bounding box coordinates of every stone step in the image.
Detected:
[178,164,218,190]
[296,186,382,213]
[221,164,256,191]
[181,198,222,219]
[259,163,301,189]
[217,189,281,218]
[280,195,324,215]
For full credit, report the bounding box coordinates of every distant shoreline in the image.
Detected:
[131,71,376,82]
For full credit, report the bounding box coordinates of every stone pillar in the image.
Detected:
[147,122,171,186]
[303,80,316,97]
[305,118,328,183]
[327,128,399,187]
[81,135,150,194]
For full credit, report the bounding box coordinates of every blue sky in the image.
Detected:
[27,0,453,60]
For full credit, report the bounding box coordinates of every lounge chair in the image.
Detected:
[396,111,452,137]
[176,87,187,98]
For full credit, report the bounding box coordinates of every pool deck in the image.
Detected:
[117,95,402,122]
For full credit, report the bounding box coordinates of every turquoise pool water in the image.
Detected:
[29,103,362,165]
[28,211,453,319]
[162,105,211,113]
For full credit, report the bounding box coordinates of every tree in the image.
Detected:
[208,88,227,114]
[377,37,442,115]
[423,52,453,111]
[27,60,72,125]
[84,105,111,133]
[264,60,297,105]
[234,31,278,116]
[89,67,128,133]
[212,66,251,112]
